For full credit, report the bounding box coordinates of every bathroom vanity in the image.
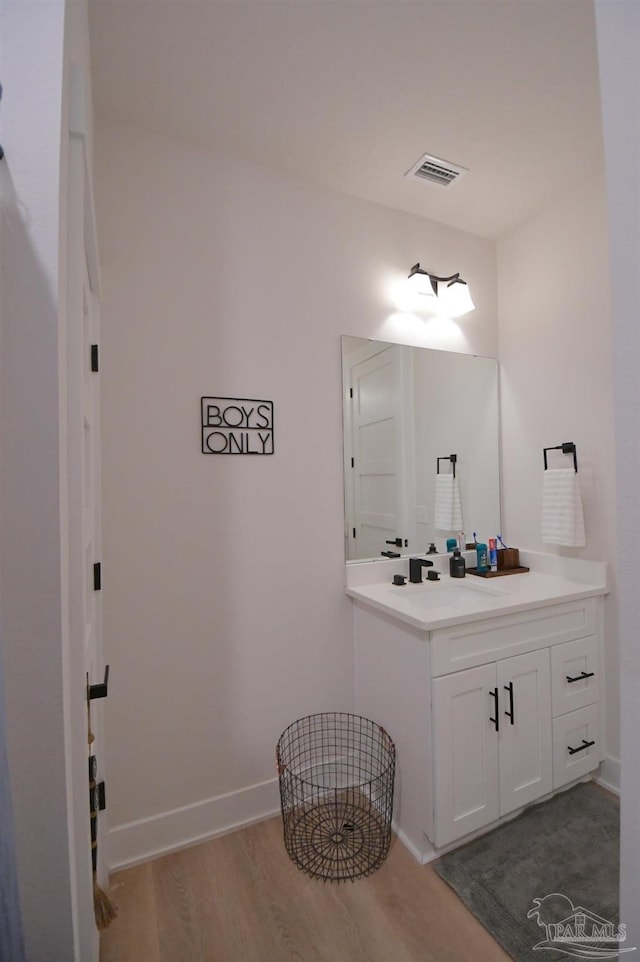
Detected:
[345,552,607,862]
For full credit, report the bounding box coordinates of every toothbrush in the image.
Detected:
[497,535,508,549]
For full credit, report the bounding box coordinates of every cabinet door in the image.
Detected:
[497,649,552,817]
[432,664,500,847]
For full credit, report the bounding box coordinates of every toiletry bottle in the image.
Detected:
[489,538,498,572]
[450,549,466,578]
[476,542,489,573]
[446,537,457,552]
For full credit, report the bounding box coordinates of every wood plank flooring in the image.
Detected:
[100,816,512,962]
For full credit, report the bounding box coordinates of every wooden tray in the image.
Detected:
[466,566,530,578]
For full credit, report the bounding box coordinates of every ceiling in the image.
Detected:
[88,0,604,240]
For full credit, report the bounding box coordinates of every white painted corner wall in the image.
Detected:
[497,171,619,776]
[94,121,498,867]
[95,69,623,875]
[96,122,621,870]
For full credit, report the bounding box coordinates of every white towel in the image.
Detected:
[542,468,586,547]
[434,473,463,531]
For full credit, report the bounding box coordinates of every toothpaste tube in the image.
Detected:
[489,537,498,571]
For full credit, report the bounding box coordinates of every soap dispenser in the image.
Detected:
[449,549,466,579]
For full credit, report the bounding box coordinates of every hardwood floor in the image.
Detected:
[100,816,511,962]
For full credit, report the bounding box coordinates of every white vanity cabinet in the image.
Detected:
[432,648,552,847]
[351,586,604,861]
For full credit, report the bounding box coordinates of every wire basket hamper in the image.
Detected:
[276,712,396,882]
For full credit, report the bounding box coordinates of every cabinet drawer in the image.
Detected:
[430,599,597,677]
[552,704,600,789]
[550,636,599,717]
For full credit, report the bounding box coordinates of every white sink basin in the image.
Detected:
[346,576,508,628]
[379,579,504,611]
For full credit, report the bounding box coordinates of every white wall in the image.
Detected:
[497,172,619,776]
[95,121,497,866]
[595,0,640,943]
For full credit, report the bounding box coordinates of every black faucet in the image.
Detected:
[409,557,434,583]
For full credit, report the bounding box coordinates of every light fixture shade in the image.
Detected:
[407,263,437,299]
[440,278,475,317]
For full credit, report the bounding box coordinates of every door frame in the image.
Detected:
[60,63,103,962]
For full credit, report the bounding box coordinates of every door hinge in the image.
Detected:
[89,780,106,812]
[349,388,353,398]
[353,528,356,538]
[351,457,354,468]
[93,562,102,591]
[91,344,99,372]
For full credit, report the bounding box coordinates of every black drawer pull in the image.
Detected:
[504,681,515,725]
[567,738,596,756]
[566,670,595,683]
[489,688,499,732]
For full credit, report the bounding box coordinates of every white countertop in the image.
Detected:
[345,550,607,631]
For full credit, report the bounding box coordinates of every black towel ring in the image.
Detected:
[543,442,578,472]
[436,454,457,479]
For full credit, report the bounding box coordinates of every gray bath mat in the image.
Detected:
[434,783,620,961]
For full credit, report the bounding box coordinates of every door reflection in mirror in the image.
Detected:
[342,337,501,562]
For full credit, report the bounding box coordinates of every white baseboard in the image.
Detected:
[394,826,432,865]
[109,762,620,874]
[594,754,621,795]
[107,777,281,872]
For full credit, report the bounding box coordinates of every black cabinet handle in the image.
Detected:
[567,738,596,756]
[489,688,499,732]
[566,671,595,683]
[381,550,401,558]
[504,681,515,725]
[385,538,403,547]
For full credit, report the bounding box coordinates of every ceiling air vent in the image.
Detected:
[405,153,468,188]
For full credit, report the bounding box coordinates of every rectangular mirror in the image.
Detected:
[342,336,501,561]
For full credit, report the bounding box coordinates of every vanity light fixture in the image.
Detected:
[407,263,475,318]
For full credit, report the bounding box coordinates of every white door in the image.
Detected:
[346,345,415,559]
[63,117,105,960]
[432,663,500,847]
[497,650,552,816]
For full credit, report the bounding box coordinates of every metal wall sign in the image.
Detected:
[201,397,274,455]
